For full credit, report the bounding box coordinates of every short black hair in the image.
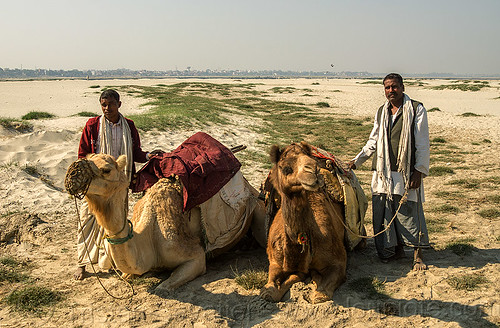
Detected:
[99,89,120,102]
[383,73,404,86]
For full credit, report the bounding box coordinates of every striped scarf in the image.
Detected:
[98,114,134,183]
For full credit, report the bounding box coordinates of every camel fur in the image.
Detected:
[260,142,347,304]
[71,153,264,292]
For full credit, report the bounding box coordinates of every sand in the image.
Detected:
[0,78,499,327]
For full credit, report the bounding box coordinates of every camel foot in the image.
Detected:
[121,272,136,280]
[74,266,87,280]
[308,290,331,304]
[260,285,281,302]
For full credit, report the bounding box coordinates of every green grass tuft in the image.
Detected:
[233,269,268,290]
[0,268,29,283]
[348,276,389,299]
[5,286,62,314]
[21,111,55,120]
[427,107,441,112]
[0,118,33,133]
[76,111,97,117]
[447,179,481,189]
[429,166,454,176]
[447,274,488,291]
[431,137,447,143]
[477,208,500,219]
[460,112,480,117]
[89,85,100,88]
[445,240,475,256]
[316,101,330,108]
[432,204,460,214]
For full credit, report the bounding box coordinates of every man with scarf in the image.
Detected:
[348,73,430,271]
[74,89,158,280]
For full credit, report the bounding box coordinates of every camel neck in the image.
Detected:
[281,192,313,240]
[87,188,129,238]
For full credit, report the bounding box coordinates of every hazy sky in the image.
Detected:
[2,0,499,75]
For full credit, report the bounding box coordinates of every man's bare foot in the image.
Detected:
[413,248,427,271]
[74,266,87,280]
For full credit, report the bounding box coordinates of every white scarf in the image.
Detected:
[376,93,414,199]
[98,114,134,183]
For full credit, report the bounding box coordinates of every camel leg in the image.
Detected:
[261,263,305,302]
[155,248,206,293]
[309,263,346,304]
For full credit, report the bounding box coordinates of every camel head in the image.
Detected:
[65,154,129,200]
[269,141,324,195]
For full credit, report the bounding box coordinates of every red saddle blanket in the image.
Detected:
[131,132,241,211]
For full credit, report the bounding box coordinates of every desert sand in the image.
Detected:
[1,78,499,327]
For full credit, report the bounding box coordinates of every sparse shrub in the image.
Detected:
[447,274,488,291]
[89,85,100,88]
[0,268,28,283]
[21,111,55,120]
[312,82,320,85]
[5,286,62,314]
[316,102,330,108]
[428,107,441,112]
[478,208,500,219]
[482,139,491,143]
[447,179,481,189]
[429,166,454,176]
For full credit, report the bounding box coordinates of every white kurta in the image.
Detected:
[352,103,430,202]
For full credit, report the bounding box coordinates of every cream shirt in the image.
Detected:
[352,103,430,202]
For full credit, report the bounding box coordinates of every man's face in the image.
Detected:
[384,79,404,104]
[100,97,121,123]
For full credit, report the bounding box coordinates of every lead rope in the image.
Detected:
[74,198,135,300]
[330,181,410,240]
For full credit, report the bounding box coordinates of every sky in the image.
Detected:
[1,0,499,75]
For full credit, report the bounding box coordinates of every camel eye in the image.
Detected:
[282,166,293,176]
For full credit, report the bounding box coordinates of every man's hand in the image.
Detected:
[347,160,356,170]
[148,149,165,160]
[409,170,422,189]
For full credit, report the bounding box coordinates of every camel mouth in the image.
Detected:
[65,159,95,199]
[300,175,324,191]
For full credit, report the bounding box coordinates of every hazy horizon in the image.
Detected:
[2,0,499,76]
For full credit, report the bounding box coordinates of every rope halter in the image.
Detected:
[65,158,95,199]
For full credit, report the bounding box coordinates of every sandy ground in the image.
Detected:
[0,78,499,327]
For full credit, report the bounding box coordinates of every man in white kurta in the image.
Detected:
[348,73,430,271]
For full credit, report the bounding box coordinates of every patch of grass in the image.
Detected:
[429,166,454,176]
[0,256,19,267]
[447,179,481,189]
[0,268,29,283]
[434,191,464,200]
[482,139,491,143]
[348,277,389,299]
[0,118,33,133]
[76,111,97,117]
[359,80,381,85]
[431,204,460,214]
[460,112,481,117]
[21,111,55,120]
[426,216,448,234]
[486,195,500,204]
[89,85,100,88]
[5,286,62,314]
[431,137,447,143]
[427,107,441,112]
[132,276,162,290]
[447,274,488,291]
[233,269,268,290]
[445,239,475,256]
[270,86,296,94]
[316,101,330,108]
[430,83,488,92]
[477,208,500,219]
[311,82,320,85]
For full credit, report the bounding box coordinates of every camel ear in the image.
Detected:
[300,141,312,155]
[116,155,127,171]
[269,145,282,164]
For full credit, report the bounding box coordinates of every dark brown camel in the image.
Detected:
[260,142,347,304]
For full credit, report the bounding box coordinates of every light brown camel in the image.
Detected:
[260,142,347,304]
[66,153,265,292]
